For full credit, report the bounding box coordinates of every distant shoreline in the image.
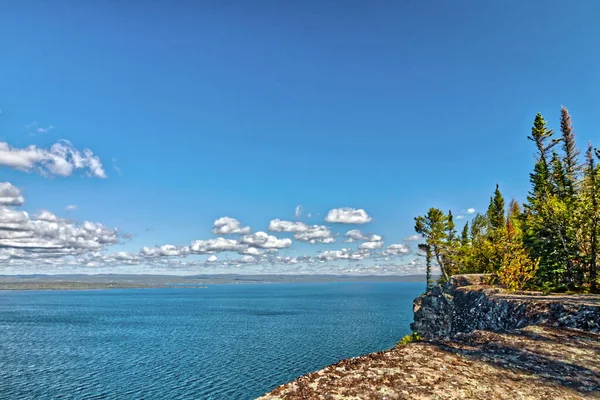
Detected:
[0,273,430,290]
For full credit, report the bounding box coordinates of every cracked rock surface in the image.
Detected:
[258,326,600,400]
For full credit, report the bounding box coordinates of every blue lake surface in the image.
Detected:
[0,282,422,399]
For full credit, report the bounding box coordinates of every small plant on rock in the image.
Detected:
[398,332,423,345]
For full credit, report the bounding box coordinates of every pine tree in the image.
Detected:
[527,113,559,207]
[447,210,457,242]
[419,244,434,291]
[461,222,470,246]
[487,184,506,231]
[580,143,600,290]
[560,106,580,195]
[414,208,451,281]
[524,113,565,287]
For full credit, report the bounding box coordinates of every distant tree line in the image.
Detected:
[415,107,599,293]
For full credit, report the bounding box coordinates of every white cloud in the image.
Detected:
[269,219,336,244]
[141,245,190,258]
[466,208,476,214]
[0,183,24,206]
[212,217,251,235]
[359,241,384,250]
[207,255,218,262]
[294,205,303,219]
[318,248,371,261]
[190,237,244,254]
[65,205,77,211]
[383,243,410,255]
[112,158,122,176]
[0,140,106,178]
[319,250,349,261]
[404,234,421,242]
[241,247,263,256]
[344,229,382,243]
[240,255,256,263]
[34,210,61,222]
[456,215,465,220]
[0,207,119,256]
[240,231,292,249]
[325,208,372,224]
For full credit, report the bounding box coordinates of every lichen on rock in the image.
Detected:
[411,274,600,340]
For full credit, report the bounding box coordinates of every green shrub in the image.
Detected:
[398,332,423,345]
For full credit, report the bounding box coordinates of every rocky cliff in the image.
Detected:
[411,274,600,340]
[259,276,600,399]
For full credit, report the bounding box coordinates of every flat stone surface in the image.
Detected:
[258,326,600,400]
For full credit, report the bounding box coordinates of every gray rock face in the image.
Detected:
[411,275,600,340]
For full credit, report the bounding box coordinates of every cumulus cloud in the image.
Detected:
[344,229,382,243]
[141,244,190,258]
[65,205,77,211]
[0,207,119,257]
[294,205,303,218]
[212,217,251,235]
[34,210,62,222]
[319,250,349,261]
[241,247,263,256]
[1,185,419,275]
[325,208,372,224]
[240,255,256,263]
[318,248,371,261]
[359,240,384,250]
[240,231,292,249]
[190,237,244,254]
[383,243,410,255]
[404,234,421,242]
[456,215,465,219]
[0,140,106,178]
[269,219,335,244]
[0,183,25,206]
[466,208,476,214]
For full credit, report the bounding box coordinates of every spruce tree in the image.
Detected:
[487,184,505,231]
[527,113,559,206]
[414,208,451,281]
[461,222,470,246]
[560,106,580,194]
[582,143,600,290]
[419,243,434,291]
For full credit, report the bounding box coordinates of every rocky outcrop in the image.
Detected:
[259,275,600,399]
[411,274,600,340]
[259,326,600,399]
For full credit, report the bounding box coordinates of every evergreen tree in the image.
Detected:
[550,152,569,199]
[560,106,580,195]
[414,208,451,281]
[508,199,522,227]
[461,222,470,247]
[524,113,565,287]
[447,210,457,243]
[419,243,434,291]
[527,113,559,207]
[580,143,600,290]
[413,108,597,292]
[487,184,506,230]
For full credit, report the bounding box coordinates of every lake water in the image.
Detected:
[0,282,422,399]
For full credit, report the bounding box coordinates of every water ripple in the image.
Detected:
[0,283,421,399]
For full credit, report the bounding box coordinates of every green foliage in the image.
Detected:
[418,243,435,292]
[487,184,506,231]
[460,222,469,246]
[414,107,600,293]
[415,209,452,280]
[398,332,423,345]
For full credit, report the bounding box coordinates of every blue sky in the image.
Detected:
[1,0,599,274]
